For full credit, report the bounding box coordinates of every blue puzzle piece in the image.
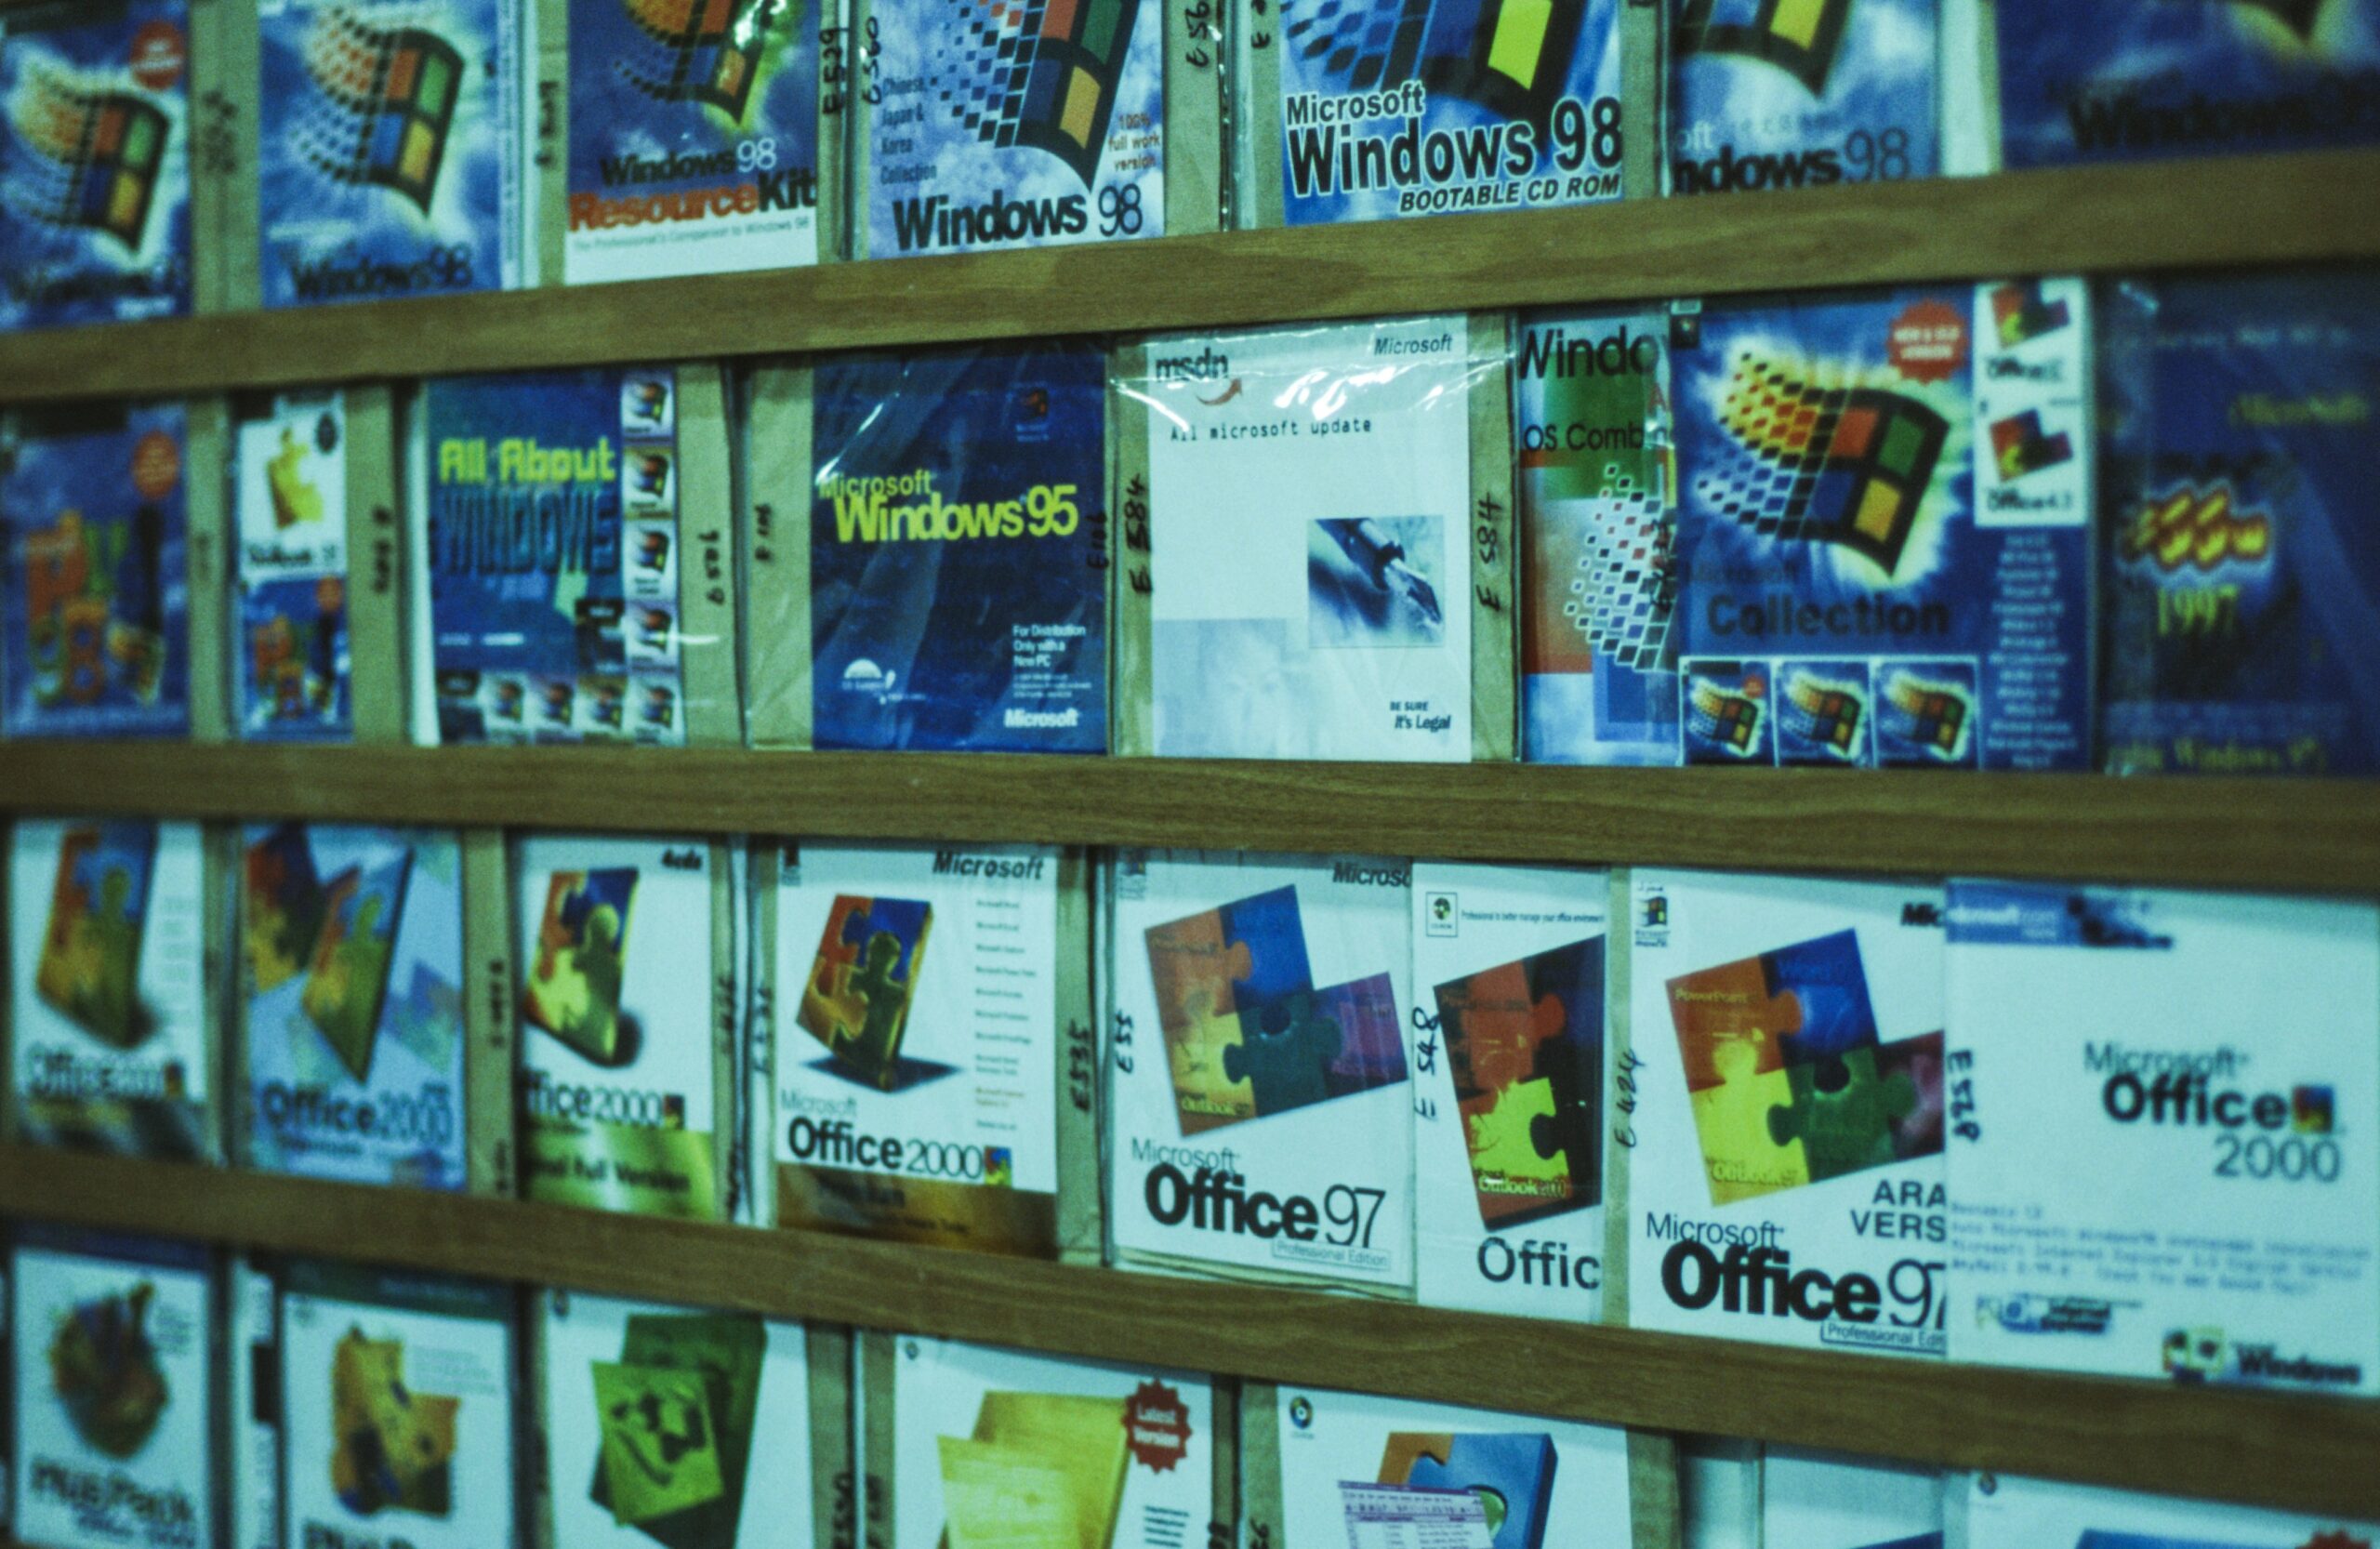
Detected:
[1215,885,1313,1010]
[1763,928,1880,1066]
[1404,1433,1558,1549]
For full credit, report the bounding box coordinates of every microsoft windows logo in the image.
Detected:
[620,0,784,125]
[1285,0,1587,130]
[946,0,1145,186]
[1676,0,1855,97]
[7,68,170,250]
[298,9,464,215]
[1698,352,1948,577]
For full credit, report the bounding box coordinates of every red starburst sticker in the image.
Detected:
[1888,298,1968,384]
[131,430,180,499]
[1124,1379,1191,1473]
[129,20,186,91]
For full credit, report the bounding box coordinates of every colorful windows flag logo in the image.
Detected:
[1883,672,1969,760]
[7,68,169,250]
[1675,0,1855,96]
[1782,672,1863,757]
[298,9,464,215]
[1285,0,1587,131]
[946,0,1146,187]
[620,0,783,125]
[1699,352,1948,577]
[1688,680,1763,754]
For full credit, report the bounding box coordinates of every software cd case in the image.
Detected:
[2100,272,2380,775]
[1996,0,2380,167]
[410,364,739,746]
[1961,1473,2378,1549]
[1623,870,1949,1357]
[10,1226,223,1549]
[1667,0,1938,193]
[762,841,1098,1260]
[863,1332,1217,1549]
[0,0,193,329]
[514,832,742,1220]
[227,0,522,309]
[1561,283,2094,768]
[535,0,835,285]
[2,400,229,740]
[1516,308,1679,765]
[1946,882,2380,1393]
[849,0,1219,258]
[1104,848,1416,1295]
[7,817,221,1161]
[278,1259,521,1549]
[1242,1381,1674,1549]
[1235,0,1631,228]
[1115,314,1514,761]
[1761,1448,1942,1549]
[232,388,406,744]
[1410,863,1612,1323]
[534,1290,844,1549]
[237,822,506,1192]
[740,341,1112,752]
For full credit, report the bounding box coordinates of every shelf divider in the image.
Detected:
[4,150,2376,404]
[0,743,2368,892]
[0,1145,2371,1517]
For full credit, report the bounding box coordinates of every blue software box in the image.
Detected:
[1660,285,2093,768]
[858,0,1164,257]
[810,341,1108,751]
[563,0,821,284]
[2102,271,2380,776]
[0,0,192,329]
[257,0,519,308]
[1668,0,1936,193]
[419,367,690,745]
[1269,0,1625,225]
[1999,0,2380,167]
[1,403,191,737]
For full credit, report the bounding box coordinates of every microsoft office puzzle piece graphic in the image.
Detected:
[245,822,330,993]
[1669,928,1942,1203]
[50,1280,169,1458]
[301,849,415,1082]
[1150,888,1405,1134]
[938,1390,1130,1549]
[798,894,932,1089]
[588,1310,766,1547]
[1434,937,1604,1229]
[1378,1430,1558,1549]
[332,1330,460,1516]
[525,868,641,1066]
[37,821,158,1051]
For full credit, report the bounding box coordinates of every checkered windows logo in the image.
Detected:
[1697,351,1948,578]
[620,0,785,124]
[297,8,465,215]
[1284,0,1587,129]
[945,0,1146,186]
[1675,0,1854,96]
[7,67,169,250]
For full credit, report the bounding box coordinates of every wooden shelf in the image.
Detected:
[5,151,2376,404]
[0,743,2369,892]
[0,1145,2371,1517]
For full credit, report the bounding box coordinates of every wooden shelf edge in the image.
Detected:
[0,1146,2370,1517]
[0,743,2369,893]
[5,151,2376,404]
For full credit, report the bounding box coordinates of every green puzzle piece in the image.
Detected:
[1765,1048,1914,1183]
[1222,990,1342,1117]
